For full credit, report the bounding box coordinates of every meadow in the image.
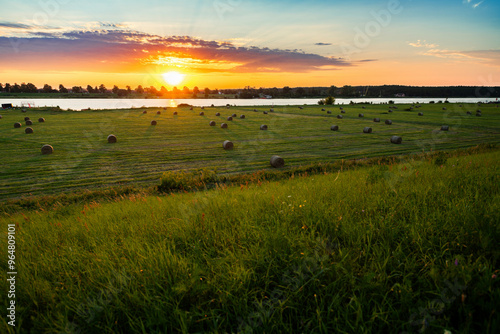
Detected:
[0,102,499,333]
[0,102,499,200]
[0,149,498,333]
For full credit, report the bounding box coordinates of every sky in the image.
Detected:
[0,0,499,90]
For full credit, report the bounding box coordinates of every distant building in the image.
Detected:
[395,93,405,97]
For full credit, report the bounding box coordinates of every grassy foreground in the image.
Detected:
[1,102,499,200]
[1,150,499,333]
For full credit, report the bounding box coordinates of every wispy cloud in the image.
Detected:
[463,0,484,9]
[315,43,332,46]
[421,48,500,66]
[0,28,353,74]
[407,40,439,48]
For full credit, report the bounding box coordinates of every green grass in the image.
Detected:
[1,103,499,200]
[0,150,499,333]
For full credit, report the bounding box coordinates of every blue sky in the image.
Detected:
[1,0,499,88]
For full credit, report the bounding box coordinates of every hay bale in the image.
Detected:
[476,113,482,117]
[38,117,45,122]
[215,112,221,116]
[459,105,462,107]
[223,140,233,150]
[226,106,230,109]
[151,120,157,126]
[385,120,392,125]
[157,111,161,115]
[0,115,2,119]
[41,144,53,155]
[25,127,34,134]
[442,107,447,110]
[388,109,393,113]
[340,107,343,110]
[221,123,228,129]
[298,106,303,109]
[337,115,343,119]
[254,109,258,112]
[107,134,117,143]
[143,110,147,114]
[358,113,364,117]
[26,120,33,125]
[362,106,366,109]
[190,107,193,110]
[201,106,205,110]
[209,121,216,126]
[239,115,245,119]
[14,122,22,128]
[330,125,339,131]
[390,136,402,144]
[466,111,472,115]
[263,111,268,114]
[476,109,481,113]
[341,110,346,113]
[173,111,178,115]
[327,110,332,114]
[199,112,205,116]
[321,108,325,111]
[418,112,423,116]
[227,116,233,121]
[373,118,380,122]
[270,155,285,168]
[260,124,268,130]
[441,125,449,131]
[24,117,30,121]
[231,113,237,117]
[270,108,274,112]
[363,127,372,133]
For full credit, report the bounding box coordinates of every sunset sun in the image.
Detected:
[162,71,185,86]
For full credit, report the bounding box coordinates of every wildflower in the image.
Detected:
[454,259,458,266]
[493,274,497,279]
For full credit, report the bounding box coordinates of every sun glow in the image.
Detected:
[162,71,185,86]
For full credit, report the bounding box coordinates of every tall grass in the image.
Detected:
[1,150,498,333]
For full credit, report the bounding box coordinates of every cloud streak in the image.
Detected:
[0,28,352,74]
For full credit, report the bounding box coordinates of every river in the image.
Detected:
[0,97,498,110]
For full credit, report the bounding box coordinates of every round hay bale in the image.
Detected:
[270,155,285,168]
[337,115,343,119]
[442,107,447,110]
[260,124,268,130]
[418,112,424,116]
[22,109,27,113]
[327,110,332,114]
[298,106,303,109]
[201,106,205,110]
[239,115,245,119]
[476,109,481,113]
[341,110,346,114]
[270,108,274,112]
[466,111,472,115]
[190,107,193,110]
[38,117,45,122]
[340,107,343,110]
[321,108,325,111]
[388,109,393,113]
[14,122,22,128]
[199,112,205,116]
[0,115,2,119]
[163,107,167,110]
[157,111,161,115]
[385,120,392,125]
[41,144,53,155]
[362,106,366,109]
[358,113,364,117]
[173,111,178,115]
[215,112,221,116]
[223,140,234,150]
[151,120,157,126]
[209,121,216,126]
[227,116,233,121]
[107,134,117,143]
[26,120,33,126]
[441,125,449,131]
[330,125,339,131]
[363,127,372,133]
[142,110,147,114]
[263,111,268,114]
[231,113,237,117]
[459,105,463,107]
[390,136,402,144]
[476,113,482,117]
[373,118,380,122]
[221,123,228,129]
[24,117,30,121]
[25,127,34,134]
[254,109,258,112]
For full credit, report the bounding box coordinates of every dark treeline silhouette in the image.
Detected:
[0,82,498,99]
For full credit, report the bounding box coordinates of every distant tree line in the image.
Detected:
[0,82,498,98]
